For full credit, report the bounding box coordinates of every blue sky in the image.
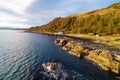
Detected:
[0,0,120,28]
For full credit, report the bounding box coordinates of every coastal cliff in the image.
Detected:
[55,38,120,74]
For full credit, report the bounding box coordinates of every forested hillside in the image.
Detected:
[28,2,120,34]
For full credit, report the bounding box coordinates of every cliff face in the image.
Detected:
[55,38,120,74]
[28,2,120,34]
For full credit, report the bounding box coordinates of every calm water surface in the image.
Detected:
[0,30,118,80]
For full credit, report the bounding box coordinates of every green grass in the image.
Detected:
[65,34,120,50]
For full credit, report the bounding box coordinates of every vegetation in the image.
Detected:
[65,34,120,51]
[28,2,120,34]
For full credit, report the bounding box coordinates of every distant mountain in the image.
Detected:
[28,2,120,34]
[0,27,14,30]
[0,27,28,30]
[13,28,28,30]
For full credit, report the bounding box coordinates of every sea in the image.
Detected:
[0,30,119,80]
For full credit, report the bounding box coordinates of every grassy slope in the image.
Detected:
[28,2,120,34]
[65,34,120,51]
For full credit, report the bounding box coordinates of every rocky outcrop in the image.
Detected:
[87,50,120,74]
[55,38,120,74]
[55,38,88,58]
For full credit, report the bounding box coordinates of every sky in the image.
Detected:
[0,0,120,28]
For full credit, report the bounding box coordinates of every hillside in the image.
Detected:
[28,2,120,34]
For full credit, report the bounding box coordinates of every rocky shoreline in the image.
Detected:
[55,37,120,74]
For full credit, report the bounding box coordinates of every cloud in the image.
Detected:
[0,0,36,28]
[0,0,35,14]
[0,12,27,22]
[0,11,30,28]
[0,21,30,28]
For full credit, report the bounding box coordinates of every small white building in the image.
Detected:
[57,32,63,35]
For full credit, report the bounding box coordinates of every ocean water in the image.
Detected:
[0,30,118,80]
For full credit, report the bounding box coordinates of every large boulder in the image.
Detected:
[55,39,68,47]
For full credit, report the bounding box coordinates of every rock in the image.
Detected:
[87,50,120,74]
[113,54,120,61]
[55,38,120,74]
[41,62,88,80]
[55,39,68,47]
[42,62,62,72]
[55,38,88,58]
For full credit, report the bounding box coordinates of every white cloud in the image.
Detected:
[0,12,30,28]
[0,0,36,28]
[0,21,30,28]
[0,0,35,14]
[0,12,27,22]
[0,12,29,28]
[0,11,29,28]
